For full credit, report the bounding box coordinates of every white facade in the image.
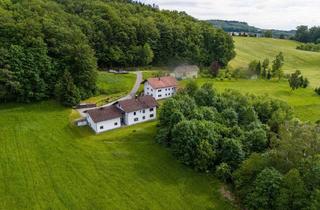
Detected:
[124,107,157,125]
[87,115,121,133]
[144,82,176,100]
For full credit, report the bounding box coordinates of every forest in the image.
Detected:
[294,25,320,43]
[0,0,234,105]
[158,82,320,210]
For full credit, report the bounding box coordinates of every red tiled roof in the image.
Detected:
[147,76,177,89]
[87,105,123,123]
[118,95,157,113]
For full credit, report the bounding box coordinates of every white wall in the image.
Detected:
[87,115,97,132]
[87,115,121,133]
[125,107,157,126]
[144,82,176,100]
[144,82,155,98]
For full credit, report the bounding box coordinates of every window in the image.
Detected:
[168,93,171,95]
[114,122,118,126]
[165,94,167,96]
[172,87,174,90]
[158,95,162,97]
[142,110,145,113]
[133,112,136,116]
[158,89,162,92]
[100,126,104,129]
[150,108,154,112]
[150,114,154,118]
[142,116,146,120]
[134,118,139,122]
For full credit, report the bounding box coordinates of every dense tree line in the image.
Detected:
[157,82,292,173]
[297,43,320,52]
[0,0,235,105]
[294,25,320,43]
[157,82,320,209]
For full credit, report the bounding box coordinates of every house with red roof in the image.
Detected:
[86,95,157,133]
[143,76,177,100]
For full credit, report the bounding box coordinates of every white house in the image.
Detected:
[143,76,177,100]
[85,95,157,133]
[116,95,157,126]
[86,105,123,133]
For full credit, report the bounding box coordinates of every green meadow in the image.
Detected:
[0,102,234,210]
[181,79,320,122]
[84,72,136,104]
[230,37,320,87]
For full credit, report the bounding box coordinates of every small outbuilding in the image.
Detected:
[171,65,199,79]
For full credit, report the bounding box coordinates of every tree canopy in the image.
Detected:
[0,0,235,105]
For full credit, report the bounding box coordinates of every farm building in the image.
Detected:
[143,76,177,100]
[86,95,157,133]
[171,65,199,79]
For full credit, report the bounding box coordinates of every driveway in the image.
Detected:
[77,71,143,117]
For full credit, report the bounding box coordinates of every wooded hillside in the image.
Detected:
[0,0,234,104]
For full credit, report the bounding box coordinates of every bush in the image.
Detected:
[315,87,320,95]
[216,163,232,182]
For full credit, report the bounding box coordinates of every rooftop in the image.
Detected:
[174,65,199,73]
[146,76,177,89]
[87,105,123,123]
[117,95,157,113]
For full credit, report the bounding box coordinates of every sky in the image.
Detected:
[140,0,320,30]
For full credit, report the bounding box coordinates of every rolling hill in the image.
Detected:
[0,102,234,210]
[230,37,320,87]
[207,20,296,38]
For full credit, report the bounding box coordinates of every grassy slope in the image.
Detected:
[0,102,234,210]
[181,79,320,122]
[230,37,320,87]
[84,72,136,104]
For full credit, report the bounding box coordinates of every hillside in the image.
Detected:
[0,0,234,105]
[0,102,234,210]
[230,37,320,87]
[208,20,296,38]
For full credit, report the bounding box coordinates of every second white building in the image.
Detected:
[143,76,177,100]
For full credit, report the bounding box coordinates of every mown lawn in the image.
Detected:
[97,71,136,95]
[230,37,320,87]
[0,102,234,210]
[180,79,320,122]
[84,71,136,104]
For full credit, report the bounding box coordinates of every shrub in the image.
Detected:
[216,163,232,182]
[315,87,320,95]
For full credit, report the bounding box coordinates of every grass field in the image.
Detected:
[0,102,234,210]
[84,72,136,104]
[230,37,320,87]
[180,79,320,122]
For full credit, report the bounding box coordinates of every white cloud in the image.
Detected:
[140,0,320,30]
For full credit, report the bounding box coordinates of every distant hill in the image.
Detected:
[229,37,320,87]
[207,20,296,38]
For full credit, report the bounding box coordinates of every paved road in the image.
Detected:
[77,71,143,117]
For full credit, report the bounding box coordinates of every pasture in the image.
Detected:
[0,102,234,210]
[230,37,320,87]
